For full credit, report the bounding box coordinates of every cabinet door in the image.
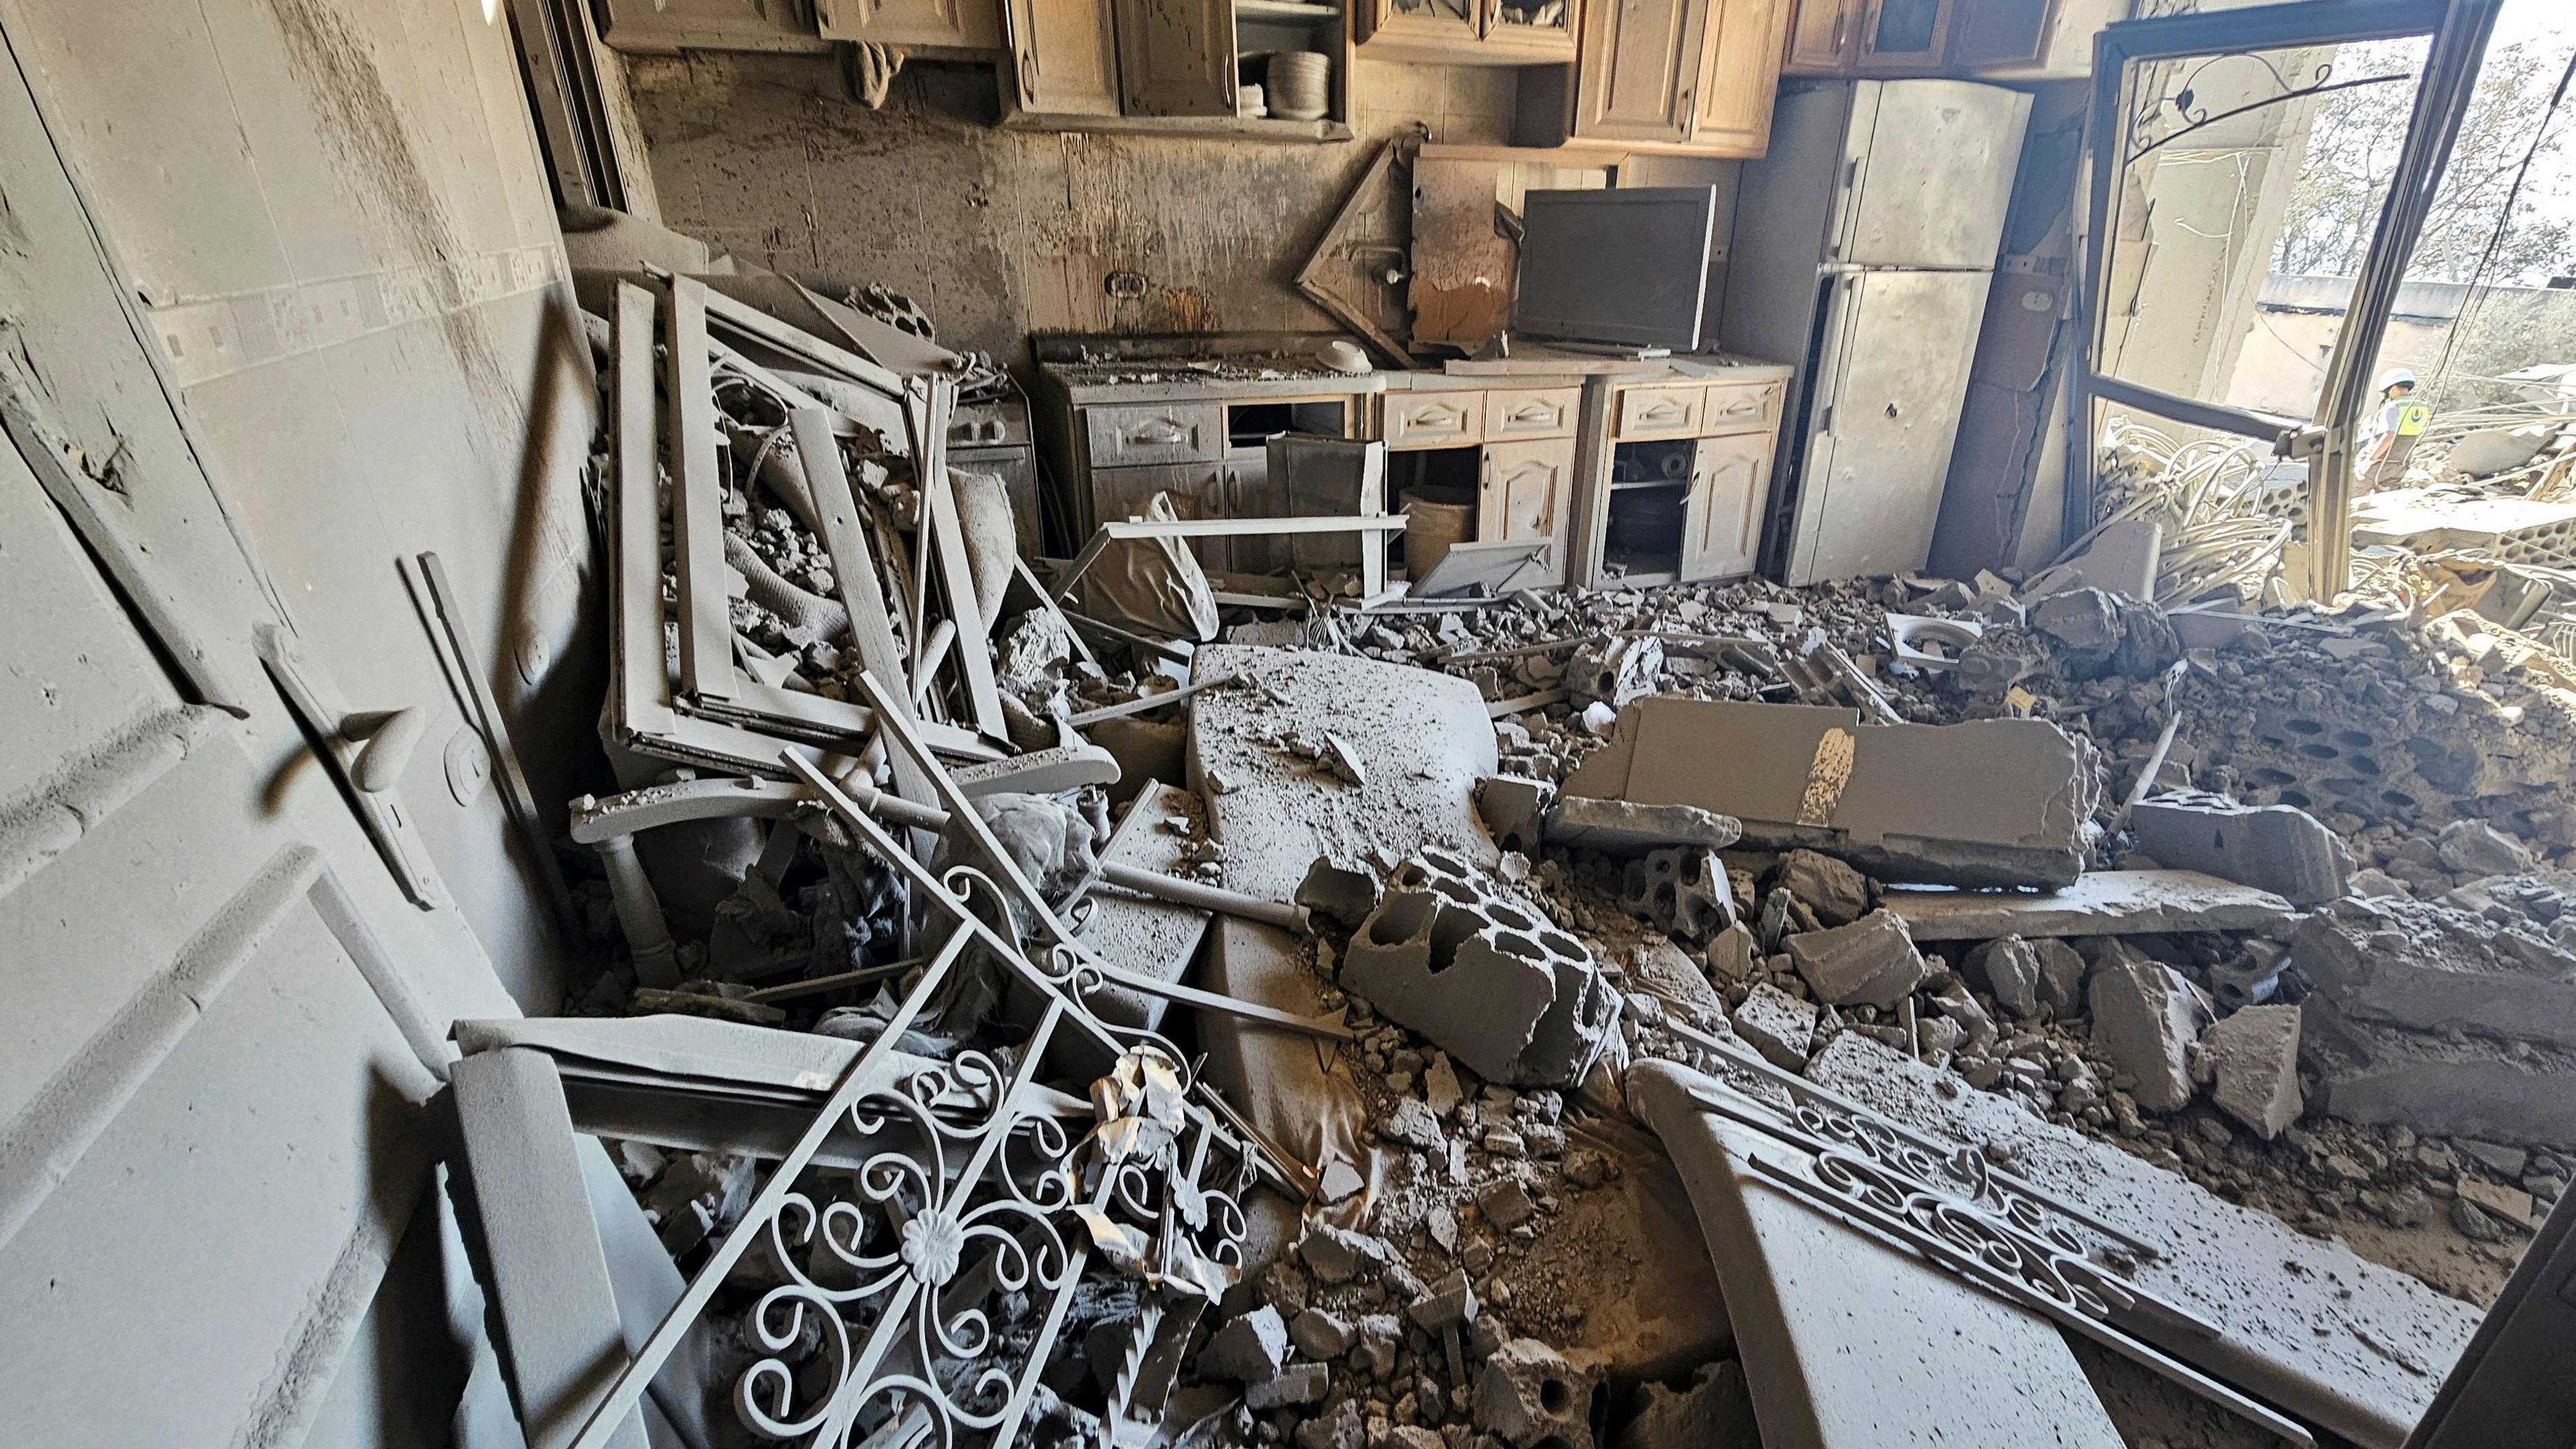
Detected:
[1573,0,1710,144]
[1944,0,2058,70]
[1005,0,1122,115]
[1226,455,1286,575]
[1115,0,1237,115]
[1854,0,1948,70]
[1782,0,1860,72]
[1694,0,1791,154]
[815,0,1003,48]
[1481,436,1575,549]
[1482,0,1577,58]
[1364,0,1479,47]
[1682,429,1774,580]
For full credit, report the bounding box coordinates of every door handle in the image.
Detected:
[342,706,427,794]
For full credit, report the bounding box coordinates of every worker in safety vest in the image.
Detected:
[2360,366,2430,492]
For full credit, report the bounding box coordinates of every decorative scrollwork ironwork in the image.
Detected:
[2125,48,2416,168]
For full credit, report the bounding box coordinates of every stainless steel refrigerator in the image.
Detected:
[1723,78,2031,585]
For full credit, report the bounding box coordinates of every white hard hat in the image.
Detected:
[2377,366,2418,392]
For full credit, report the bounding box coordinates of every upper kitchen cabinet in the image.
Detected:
[1514,0,1791,156]
[816,0,1004,50]
[1782,0,2127,79]
[996,0,1354,138]
[1354,0,1574,65]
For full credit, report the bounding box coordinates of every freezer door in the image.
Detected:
[1784,268,1992,584]
[1830,79,2032,270]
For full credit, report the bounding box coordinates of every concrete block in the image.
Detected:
[2032,938,2087,1017]
[1561,698,2093,888]
[1477,775,1556,856]
[1614,1358,1758,1449]
[1962,936,2041,1018]
[1619,847,1735,940]
[2203,1005,2303,1140]
[1474,1338,1598,1449]
[2087,958,2211,1112]
[1197,1305,1289,1382]
[1568,635,1662,710]
[1296,853,1381,931]
[2304,996,2576,1148]
[1344,849,1614,1087]
[1544,796,1742,855]
[1247,1362,1331,1410]
[1407,1269,1479,1330]
[1290,1308,1354,1360]
[2436,819,2535,876]
[2293,901,2576,1049]
[1731,983,1819,1071]
[1786,910,1927,1008]
[1770,849,1870,926]
[2129,792,2349,906]
[1630,938,1725,1016]
[1884,869,2297,941]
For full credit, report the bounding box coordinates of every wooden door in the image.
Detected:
[1782,0,1860,72]
[1116,0,1238,115]
[1481,437,1577,584]
[1682,429,1774,580]
[1854,0,1949,70]
[1006,0,1122,114]
[1695,0,1792,155]
[1573,0,1711,144]
[816,0,1005,47]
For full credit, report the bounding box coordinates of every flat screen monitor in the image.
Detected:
[1512,186,1718,352]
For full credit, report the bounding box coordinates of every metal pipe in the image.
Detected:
[1099,861,1309,933]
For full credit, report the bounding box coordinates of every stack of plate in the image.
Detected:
[1266,50,1330,121]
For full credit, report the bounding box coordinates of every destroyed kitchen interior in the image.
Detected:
[27,0,2576,1444]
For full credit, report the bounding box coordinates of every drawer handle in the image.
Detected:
[1507,403,1557,425]
[1638,400,1688,423]
[1125,419,1191,446]
[1408,406,1465,429]
[1713,394,1761,419]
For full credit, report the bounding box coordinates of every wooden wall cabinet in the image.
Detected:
[999,0,1355,138]
[1516,0,1792,157]
[815,0,1002,50]
[1781,0,2108,78]
[1355,0,1574,65]
[1004,0,1123,115]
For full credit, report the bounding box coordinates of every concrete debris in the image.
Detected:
[2087,956,2212,1112]
[2303,995,2576,1148]
[1962,935,2042,1018]
[1786,909,1927,1008]
[1567,635,1662,711]
[1197,1306,1290,1383]
[2436,818,2535,876]
[1296,853,1383,931]
[1543,795,1743,855]
[1248,1362,1332,1410]
[1477,774,1556,855]
[1617,847,1734,940]
[1703,923,1756,984]
[1885,869,2298,941]
[1344,848,1617,1087]
[1563,698,2096,887]
[1613,1358,1758,1449]
[1730,983,1819,1070]
[2200,1003,2302,1140]
[1473,1338,1598,1449]
[1290,1308,1354,1360]
[1768,848,1869,926]
[2127,791,2351,906]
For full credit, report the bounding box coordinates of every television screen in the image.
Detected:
[1513,186,1718,352]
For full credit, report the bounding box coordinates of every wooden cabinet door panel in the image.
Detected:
[1574,0,1709,143]
[1695,0,1791,154]
[1783,0,1859,71]
[1703,377,1784,432]
[1479,437,1575,552]
[816,0,1003,48]
[1612,381,1707,439]
[1116,0,1236,115]
[1482,385,1581,440]
[1854,0,1948,70]
[1006,0,1122,114]
[1682,429,1773,580]
[1385,392,1485,449]
[1085,402,1224,466]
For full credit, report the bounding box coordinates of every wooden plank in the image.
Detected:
[663,276,733,704]
[1883,871,2297,942]
[911,378,1008,739]
[791,407,941,820]
[610,284,674,742]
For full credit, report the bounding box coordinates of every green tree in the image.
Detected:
[2275,37,2576,285]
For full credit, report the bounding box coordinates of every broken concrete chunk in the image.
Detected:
[1964,936,2042,1018]
[2203,1004,2302,1140]
[1296,1399,1366,1449]
[1568,635,1662,711]
[1474,1338,1597,1449]
[1477,775,1556,856]
[1884,869,2297,941]
[1407,1269,1479,1331]
[1619,847,1735,941]
[1562,698,2093,888]
[2128,792,2349,906]
[1772,849,1870,926]
[1704,923,1756,984]
[1344,849,1615,1087]
[1423,1051,1464,1117]
[1615,1358,1758,1449]
[1297,853,1383,931]
[2031,938,2087,1018]
[1297,1224,1383,1285]
[1544,796,1743,855]
[1478,1177,1536,1232]
[1290,1308,1354,1360]
[1786,910,1927,1008]
[1383,1097,1444,1150]
[1248,1361,1331,1410]
[1630,939,1725,1016]
[1197,1305,1289,1383]
[2435,818,2534,876]
[2087,958,2212,1112]
[1731,983,1819,1071]
[1318,731,1368,788]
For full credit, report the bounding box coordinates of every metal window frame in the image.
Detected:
[2068,0,2501,598]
